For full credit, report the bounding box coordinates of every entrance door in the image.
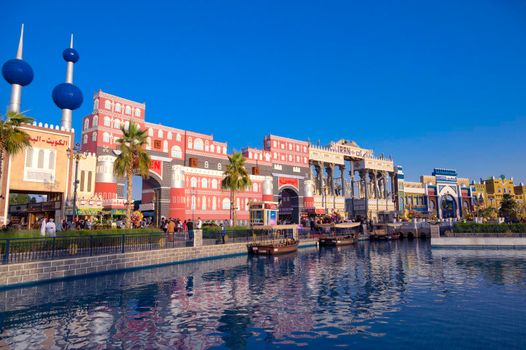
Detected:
[441,194,456,219]
[279,188,299,224]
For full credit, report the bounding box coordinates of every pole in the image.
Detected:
[72,156,79,221]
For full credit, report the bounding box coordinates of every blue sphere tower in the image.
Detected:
[52,34,82,131]
[1,24,33,113]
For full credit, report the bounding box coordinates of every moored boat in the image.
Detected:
[319,235,355,246]
[247,239,299,255]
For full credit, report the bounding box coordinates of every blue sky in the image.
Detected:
[1,0,526,183]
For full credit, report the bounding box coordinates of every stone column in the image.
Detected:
[193,229,203,247]
[390,172,395,201]
[349,162,355,199]
[339,164,346,197]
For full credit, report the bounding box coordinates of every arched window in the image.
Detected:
[202,196,207,210]
[167,132,172,140]
[194,138,204,151]
[104,116,111,127]
[163,140,168,153]
[114,119,121,129]
[190,177,197,188]
[124,121,130,130]
[217,163,222,170]
[37,150,45,169]
[191,195,196,210]
[125,106,131,115]
[92,115,98,127]
[253,183,258,192]
[176,133,181,141]
[115,103,122,113]
[222,198,230,210]
[104,100,111,110]
[212,197,217,210]
[148,128,153,136]
[187,137,193,149]
[135,108,140,117]
[94,99,99,110]
[146,137,151,150]
[103,132,110,143]
[83,134,87,144]
[84,118,89,130]
[25,148,33,167]
[210,144,215,153]
[201,178,208,188]
[204,161,209,169]
[92,132,97,142]
[48,150,55,170]
[157,129,163,138]
[212,179,218,189]
[171,145,182,158]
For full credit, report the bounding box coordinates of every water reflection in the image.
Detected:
[1,240,525,349]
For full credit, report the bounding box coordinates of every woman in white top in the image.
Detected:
[40,217,47,237]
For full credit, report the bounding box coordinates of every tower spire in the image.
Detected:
[52,34,82,130]
[2,24,34,114]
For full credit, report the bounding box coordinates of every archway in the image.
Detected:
[279,188,299,224]
[141,175,163,227]
[440,194,456,219]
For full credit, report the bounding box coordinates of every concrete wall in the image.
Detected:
[0,239,317,288]
[431,236,526,247]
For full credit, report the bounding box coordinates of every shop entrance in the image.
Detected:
[7,191,63,230]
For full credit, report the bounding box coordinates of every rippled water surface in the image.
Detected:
[1,240,526,349]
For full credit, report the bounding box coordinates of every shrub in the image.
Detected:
[453,222,526,233]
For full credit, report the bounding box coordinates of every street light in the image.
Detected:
[67,143,87,222]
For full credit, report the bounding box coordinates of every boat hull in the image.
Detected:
[319,236,355,246]
[248,242,299,255]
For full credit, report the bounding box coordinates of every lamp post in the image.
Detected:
[67,143,87,222]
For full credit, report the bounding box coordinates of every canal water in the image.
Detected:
[1,240,525,349]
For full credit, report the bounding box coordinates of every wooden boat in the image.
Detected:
[247,239,299,255]
[319,235,355,246]
[370,223,403,240]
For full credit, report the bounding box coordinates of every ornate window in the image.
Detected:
[194,138,204,151]
[125,106,131,115]
[176,133,181,141]
[146,137,151,150]
[94,99,99,110]
[187,137,193,149]
[167,132,172,140]
[135,108,141,117]
[84,118,89,130]
[202,196,207,210]
[103,132,110,143]
[115,103,122,112]
[253,183,258,192]
[148,128,153,136]
[201,178,208,188]
[104,116,111,127]
[83,134,87,144]
[190,177,197,188]
[212,179,218,189]
[124,121,130,130]
[210,144,215,153]
[212,197,217,210]
[158,129,163,138]
[114,119,121,129]
[222,198,230,210]
[171,145,182,158]
[92,115,98,127]
[92,131,97,142]
[104,100,111,110]
[163,140,168,152]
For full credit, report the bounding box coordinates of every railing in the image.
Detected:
[0,232,193,265]
[444,232,526,238]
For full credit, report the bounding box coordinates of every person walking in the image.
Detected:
[45,218,57,237]
[187,220,194,241]
[40,217,47,237]
[167,218,176,242]
[183,220,187,232]
[221,222,226,244]
[197,217,202,230]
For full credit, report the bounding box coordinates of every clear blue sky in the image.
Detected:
[2,0,526,184]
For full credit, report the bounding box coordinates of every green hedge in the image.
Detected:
[0,228,161,239]
[453,223,526,234]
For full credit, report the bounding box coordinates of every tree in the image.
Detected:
[477,207,498,222]
[0,112,34,199]
[221,152,251,225]
[499,194,518,223]
[113,122,151,228]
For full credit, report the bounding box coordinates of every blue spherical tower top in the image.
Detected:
[52,83,83,110]
[2,58,34,86]
[63,48,79,63]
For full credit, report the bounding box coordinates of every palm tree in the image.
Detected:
[221,152,251,225]
[113,122,151,228]
[0,111,34,199]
